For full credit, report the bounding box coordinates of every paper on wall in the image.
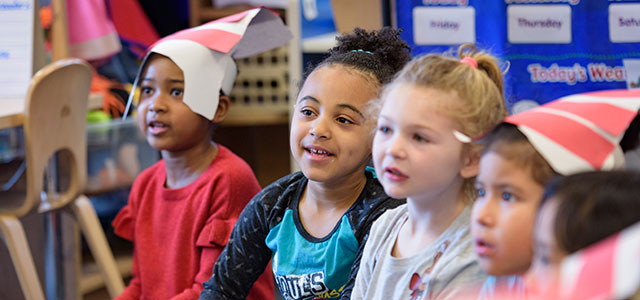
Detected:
[0,0,33,99]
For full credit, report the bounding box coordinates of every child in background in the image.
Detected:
[199,28,410,300]
[352,44,507,300]
[526,170,640,295]
[471,89,640,299]
[112,8,291,299]
[547,219,640,299]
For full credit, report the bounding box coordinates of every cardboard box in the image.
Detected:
[330,0,383,33]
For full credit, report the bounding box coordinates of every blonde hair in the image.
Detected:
[383,43,508,199]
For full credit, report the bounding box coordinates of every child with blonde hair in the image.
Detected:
[352,44,507,300]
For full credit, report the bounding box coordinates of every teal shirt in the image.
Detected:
[266,211,359,298]
[200,171,405,300]
[478,275,526,300]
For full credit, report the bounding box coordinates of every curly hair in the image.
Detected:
[305,27,411,88]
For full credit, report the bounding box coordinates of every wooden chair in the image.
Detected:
[0,58,124,299]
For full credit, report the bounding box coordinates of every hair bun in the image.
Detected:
[329,27,411,82]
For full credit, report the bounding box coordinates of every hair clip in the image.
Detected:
[460,57,478,69]
[453,130,472,143]
[351,49,374,55]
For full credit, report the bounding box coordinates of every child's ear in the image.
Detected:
[460,146,481,179]
[212,95,230,123]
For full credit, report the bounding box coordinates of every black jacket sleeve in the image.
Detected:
[199,174,297,300]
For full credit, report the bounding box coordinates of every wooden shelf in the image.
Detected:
[188,1,290,128]
[222,105,289,127]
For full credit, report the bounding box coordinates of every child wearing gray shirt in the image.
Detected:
[353,43,507,299]
[352,205,485,300]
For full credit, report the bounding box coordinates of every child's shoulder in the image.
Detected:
[240,171,306,221]
[436,205,474,254]
[346,172,405,238]
[259,171,306,196]
[372,204,408,229]
[363,204,407,243]
[360,204,408,257]
[361,170,404,206]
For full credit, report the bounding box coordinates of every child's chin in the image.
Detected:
[477,259,500,276]
[382,188,406,200]
[482,265,518,278]
[301,169,331,183]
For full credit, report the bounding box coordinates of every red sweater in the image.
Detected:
[112,145,274,300]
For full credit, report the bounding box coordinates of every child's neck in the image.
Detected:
[162,140,218,189]
[304,171,367,210]
[391,186,468,258]
[405,192,467,238]
[297,170,367,238]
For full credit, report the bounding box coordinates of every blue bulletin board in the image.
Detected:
[395,0,640,113]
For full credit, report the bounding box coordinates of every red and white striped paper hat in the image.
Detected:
[504,89,640,175]
[558,221,640,300]
[126,8,292,120]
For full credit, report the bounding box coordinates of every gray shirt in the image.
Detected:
[352,204,486,300]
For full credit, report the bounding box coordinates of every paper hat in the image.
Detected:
[504,89,640,175]
[558,221,640,300]
[124,8,292,120]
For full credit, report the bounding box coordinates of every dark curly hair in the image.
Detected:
[305,27,411,86]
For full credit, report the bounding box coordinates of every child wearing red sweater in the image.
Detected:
[112,8,292,300]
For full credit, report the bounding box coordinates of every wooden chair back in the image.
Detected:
[20,58,92,215]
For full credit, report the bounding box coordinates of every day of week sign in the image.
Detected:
[508,5,572,44]
[609,4,640,43]
[413,6,476,45]
[395,0,640,107]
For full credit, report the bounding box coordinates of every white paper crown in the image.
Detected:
[504,89,640,175]
[125,8,293,120]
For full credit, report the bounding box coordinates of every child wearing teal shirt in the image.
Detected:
[199,28,410,300]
